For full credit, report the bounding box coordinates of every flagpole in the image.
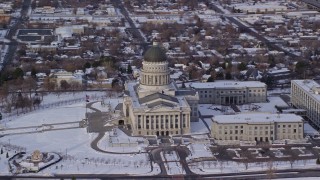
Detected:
[86,101,88,119]
[85,95,88,119]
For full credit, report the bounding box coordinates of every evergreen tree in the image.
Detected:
[13,68,24,79]
[6,152,9,158]
[127,64,133,74]
[83,62,91,70]
[207,76,215,82]
[237,62,247,71]
[0,148,3,154]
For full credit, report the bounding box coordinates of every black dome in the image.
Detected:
[144,45,167,62]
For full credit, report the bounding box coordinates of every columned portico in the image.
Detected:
[123,42,198,136]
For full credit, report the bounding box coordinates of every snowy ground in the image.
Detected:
[187,143,213,160]
[0,92,159,175]
[304,123,319,136]
[165,161,185,175]
[0,127,159,175]
[1,102,86,128]
[190,159,318,174]
[0,91,109,123]
[97,129,148,153]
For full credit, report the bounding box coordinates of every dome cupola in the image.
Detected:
[143,42,167,62]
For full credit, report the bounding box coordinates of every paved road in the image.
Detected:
[86,101,143,154]
[110,0,150,51]
[1,0,31,72]
[147,144,197,176]
[0,120,82,136]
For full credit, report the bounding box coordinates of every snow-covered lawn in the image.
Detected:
[97,129,147,153]
[0,94,159,176]
[91,97,122,112]
[190,159,318,174]
[0,91,109,122]
[1,102,86,128]
[0,128,159,175]
[187,144,212,160]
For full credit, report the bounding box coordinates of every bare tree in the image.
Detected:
[266,161,276,179]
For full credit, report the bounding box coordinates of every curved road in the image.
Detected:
[87,101,146,155]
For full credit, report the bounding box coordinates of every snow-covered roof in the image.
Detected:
[189,80,266,89]
[292,80,320,101]
[267,67,290,75]
[213,113,303,124]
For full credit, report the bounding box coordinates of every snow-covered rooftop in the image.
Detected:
[292,80,320,101]
[213,113,303,124]
[189,80,266,89]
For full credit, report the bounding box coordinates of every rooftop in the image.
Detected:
[126,82,189,109]
[189,80,266,89]
[213,113,303,124]
[143,43,167,63]
[17,29,53,36]
[292,79,320,100]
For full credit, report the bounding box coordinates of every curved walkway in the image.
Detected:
[87,101,146,155]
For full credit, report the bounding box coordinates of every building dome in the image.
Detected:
[143,45,167,62]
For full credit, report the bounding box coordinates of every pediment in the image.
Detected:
[139,93,178,105]
[145,104,178,112]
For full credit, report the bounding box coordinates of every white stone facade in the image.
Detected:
[123,44,199,136]
[291,79,320,128]
[138,60,172,98]
[211,113,304,142]
[190,81,267,104]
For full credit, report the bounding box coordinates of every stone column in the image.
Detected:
[142,115,145,130]
[177,115,180,129]
[153,116,156,131]
[185,114,188,128]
